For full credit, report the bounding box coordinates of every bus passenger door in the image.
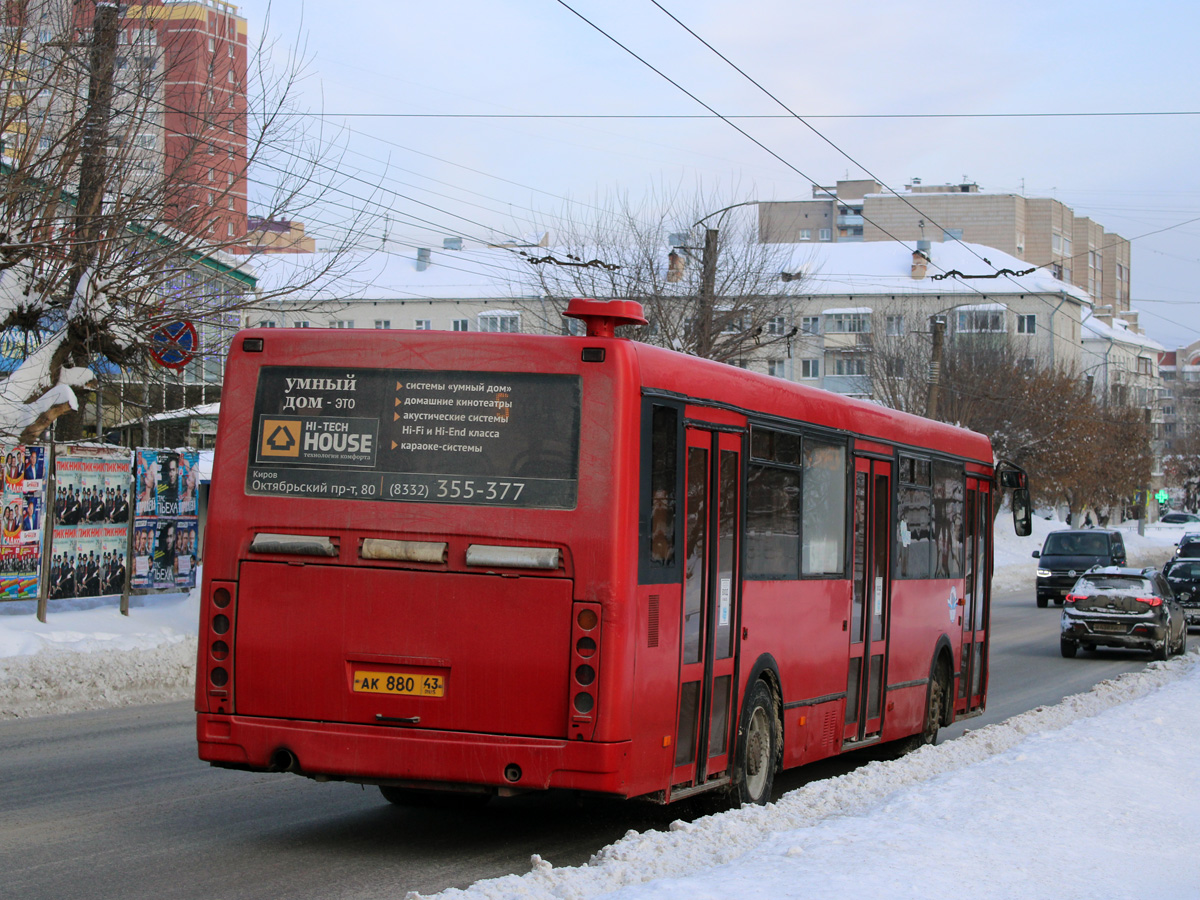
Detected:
[960,479,990,713]
[672,427,740,789]
[845,457,892,744]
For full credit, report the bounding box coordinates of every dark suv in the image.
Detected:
[1034,529,1127,607]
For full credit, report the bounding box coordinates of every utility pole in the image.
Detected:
[697,228,719,359]
[926,315,946,420]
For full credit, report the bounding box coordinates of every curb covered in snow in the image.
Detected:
[412,651,1198,900]
[0,637,196,719]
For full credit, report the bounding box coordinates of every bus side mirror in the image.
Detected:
[1012,488,1032,537]
[998,470,1025,489]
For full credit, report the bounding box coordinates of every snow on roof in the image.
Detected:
[249,242,540,303]
[115,401,219,428]
[780,240,1092,302]
[953,302,1006,312]
[821,307,872,315]
[248,238,1091,308]
[1081,311,1165,352]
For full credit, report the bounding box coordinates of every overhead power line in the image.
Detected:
[294,111,1200,120]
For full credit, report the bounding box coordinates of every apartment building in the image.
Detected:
[758,179,1132,316]
[3,0,248,243]
[248,238,1091,400]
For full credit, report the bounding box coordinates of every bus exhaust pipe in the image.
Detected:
[271,749,300,773]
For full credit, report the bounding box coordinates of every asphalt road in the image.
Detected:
[0,582,1173,900]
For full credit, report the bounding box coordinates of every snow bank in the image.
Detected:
[0,638,196,719]
[415,653,1199,900]
[0,586,199,718]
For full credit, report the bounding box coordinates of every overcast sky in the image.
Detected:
[235,0,1200,348]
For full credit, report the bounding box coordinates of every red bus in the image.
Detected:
[196,298,1031,807]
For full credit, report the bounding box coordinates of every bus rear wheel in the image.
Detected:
[731,680,778,807]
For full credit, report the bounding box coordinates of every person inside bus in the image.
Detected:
[650,488,675,565]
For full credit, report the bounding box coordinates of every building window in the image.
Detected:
[885,358,905,377]
[798,229,812,241]
[374,320,391,329]
[956,309,1004,333]
[767,316,788,335]
[1137,357,1153,375]
[826,312,870,334]
[414,319,432,330]
[1052,233,1062,253]
[819,228,832,241]
[885,315,905,336]
[478,312,520,333]
[800,358,819,379]
[292,321,309,328]
[330,320,354,328]
[258,320,277,328]
[452,319,469,332]
[720,313,747,335]
[767,359,786,378]
[1164,406,1175,417]
[942,228,963,241]
[800,316,820,335]
[1016,314,1036,334]
[835,355,866,376]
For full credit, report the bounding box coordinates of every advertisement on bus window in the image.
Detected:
[244,367,581,509]
[0,444,45,600]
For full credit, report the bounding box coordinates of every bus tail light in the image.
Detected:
[201,580,238,715]
[569,602,602,740]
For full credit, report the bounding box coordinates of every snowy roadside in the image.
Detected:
[0,587,199,719]
[417,652,1200,900]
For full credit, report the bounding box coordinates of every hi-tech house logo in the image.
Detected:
[259,419,301,458]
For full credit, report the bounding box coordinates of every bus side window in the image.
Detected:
[647,405,679,571]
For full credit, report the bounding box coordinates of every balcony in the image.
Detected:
[822,331,872,350]
[836,214,864,228]
[823,375,872,396]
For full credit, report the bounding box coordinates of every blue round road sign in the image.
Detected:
[149,320,198,371]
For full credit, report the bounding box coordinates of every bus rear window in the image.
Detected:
[245,366,581,509]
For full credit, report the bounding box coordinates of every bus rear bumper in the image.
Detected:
[197,713,631,795]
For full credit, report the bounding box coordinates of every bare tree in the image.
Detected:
[511,184,811,364]
[0,0,378,441]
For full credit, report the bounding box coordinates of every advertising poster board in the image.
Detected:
[50,446,132,601]
[0,445,46,600]
[133,448,199,593]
